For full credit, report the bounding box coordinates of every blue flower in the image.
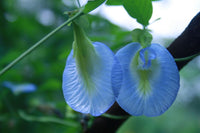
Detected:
[3,81,36,95]
[112,43,180,116]
[62,22,115,116]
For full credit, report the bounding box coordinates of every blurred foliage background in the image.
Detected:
[0,0,200,133]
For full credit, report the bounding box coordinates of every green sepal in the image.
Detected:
[73,15,89,31]
[72,22,96,89]
[72,22,94,58]
[131,29,152,48]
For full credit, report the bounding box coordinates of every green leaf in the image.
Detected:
[123,0,153,26]
[106,0,122,5]
[132,29,152,47]
[83,0,106,13]
[19,110,79,127]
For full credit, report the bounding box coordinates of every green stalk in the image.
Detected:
[77,0,81,7]
[101,113,129,120]
[175,52,200,62]
[19,110,79,127]
[0,10,83,77]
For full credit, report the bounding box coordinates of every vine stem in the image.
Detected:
[19,110,79,127]
[0,10,83,77]
[77,0,81,8]
[101,113,129,120]
[175,52,200,62]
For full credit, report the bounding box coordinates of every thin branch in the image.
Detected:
[0,9,83,77]
[77,0,81,7]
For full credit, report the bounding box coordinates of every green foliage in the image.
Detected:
[83,0,106,13]
[117,105,200,133]
[123,0,153,26]
[106,0,159,6]
[106,0,122,5]
[86,14,132,50]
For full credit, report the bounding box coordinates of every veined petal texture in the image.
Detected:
[114,43,180,116]
[62,42,116,116]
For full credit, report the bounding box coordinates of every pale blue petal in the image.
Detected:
[62,42,115,116]
[3,81,36,95]
[143,43,180,116]
[112,42,141,98]
[115,43,180,116]
[111,57,123,97]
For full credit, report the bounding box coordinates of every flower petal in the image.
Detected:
[3,81,36,95]
[114,43,180,116]
[112,42,141,97]
[62,42,115,116]
[138,47,156,69]
[111,57,123,97]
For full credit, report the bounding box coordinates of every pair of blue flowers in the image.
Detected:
[62,22,180,117]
